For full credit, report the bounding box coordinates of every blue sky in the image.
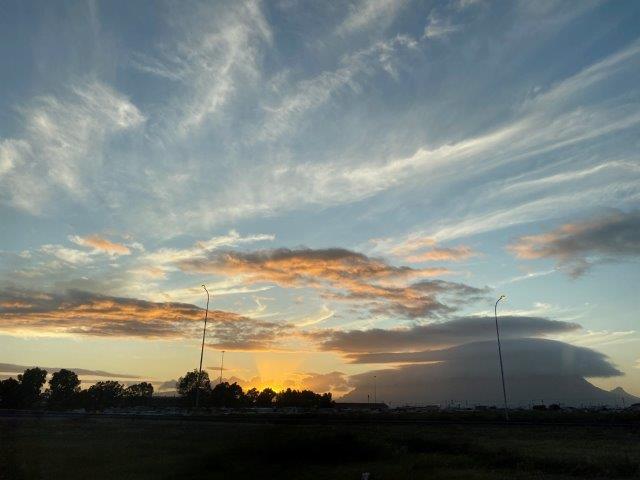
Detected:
[1,0,639,399]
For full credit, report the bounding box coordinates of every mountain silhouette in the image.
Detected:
[342,339,638,407]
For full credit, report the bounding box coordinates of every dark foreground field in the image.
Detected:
[1,416,639,480]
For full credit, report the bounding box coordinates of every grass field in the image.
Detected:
[1,416,639,479]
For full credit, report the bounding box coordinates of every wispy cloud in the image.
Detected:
[295,305,335,328]
[378,236,478,263]
[141,230,274,270]
[257,34,418,141]
[336,0,407,36]
[69,235,131,256]
[0,81,144,214]
[132,0,271,133]
[422,11,461,39]
[39,245,94,266]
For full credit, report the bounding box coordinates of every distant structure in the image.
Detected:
[334,402,388,411]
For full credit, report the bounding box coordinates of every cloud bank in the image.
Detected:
[343,338,623,406]
[0,288,287,350]
[311,316,581,354]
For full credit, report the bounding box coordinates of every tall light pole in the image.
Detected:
[219,350,225,384]
[196,284,210,408]
[494,294,509,421]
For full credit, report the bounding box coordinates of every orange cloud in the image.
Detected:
[388,237,477,263]
[178,248,484,318]
[0,288,289,349]
[388,237,436,256]
[70,234,131,255]
[405,245,476,262]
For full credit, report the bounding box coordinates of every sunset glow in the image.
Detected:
[1,0,639,406]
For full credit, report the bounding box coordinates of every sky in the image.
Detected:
[1,0,639,402]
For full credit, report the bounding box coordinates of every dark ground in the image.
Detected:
[1,415,639,480]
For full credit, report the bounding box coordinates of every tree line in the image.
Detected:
[0,367,153,410]
[0,367,333,410]
[176,370,333,408]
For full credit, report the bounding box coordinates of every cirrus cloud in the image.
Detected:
[0,81,145,214]
[69,235,131,256]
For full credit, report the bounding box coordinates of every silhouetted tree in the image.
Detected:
[0,377,21,408]
[124,382,154,406]
[245,387,259,406]
[256,387,276,407]
[275,388,333,408]
[319,392,333,408]
[177,370,211,404]
[17,368,47,408]
[211,382,244,407]
[84,381,124,410]
[48,369,81,409]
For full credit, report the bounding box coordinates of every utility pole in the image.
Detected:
[494,294,509,421]
[219,350,225,384]
[196,285,210,409]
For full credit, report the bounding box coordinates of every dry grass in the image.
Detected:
[1,417,638,479]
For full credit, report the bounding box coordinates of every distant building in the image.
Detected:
[334,402,388,411]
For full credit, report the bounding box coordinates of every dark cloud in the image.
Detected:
[178,248,486,318]
[0,362,139,379]
[509,209,640,276]
[0,287,202,338]
[346,338,620,377]
[311,316,581,353]
[0,288,288,350]
[342,339,624,406]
